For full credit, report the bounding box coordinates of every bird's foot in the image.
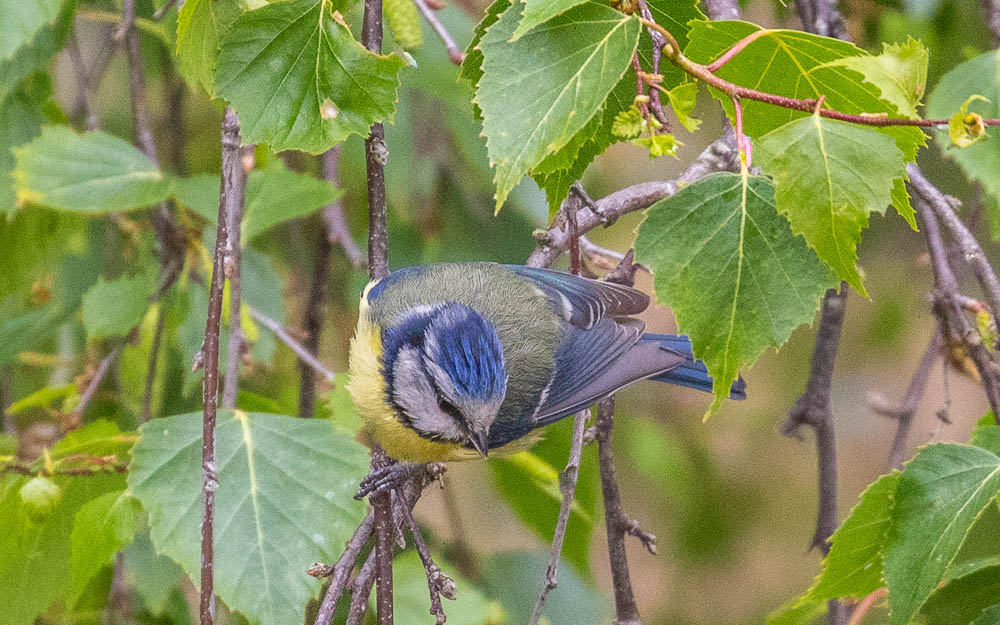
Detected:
[355,461,446,500]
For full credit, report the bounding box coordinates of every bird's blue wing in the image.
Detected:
[505,265,649,329]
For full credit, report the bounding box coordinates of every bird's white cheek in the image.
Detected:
[392,346,464,442]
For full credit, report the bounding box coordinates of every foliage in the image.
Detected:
[3,0,1000,624]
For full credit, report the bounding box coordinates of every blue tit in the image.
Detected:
[347,262,746,463]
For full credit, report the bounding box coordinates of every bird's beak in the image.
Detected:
[469,428,490,458]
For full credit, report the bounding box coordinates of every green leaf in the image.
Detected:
[806,471,899,601]
[215,0,406,154]
[176,0,241,95]
[927,51,1000,207]
[393,551,498,625]
[0,473,124,625]
[883,443,1000,625]
[480,551,612,624]
[69,490,142,604]
[123,531,186,616]
[459,0,510,91]
[756,115,906,294]
[12,127,171,213]
[923,563,1000,625]
[667,81,700,132]
[611,106,644,139]
[632,132,679,159]
[0,3,73,104]
[81,275,155,339]
[827,38,928,119]
[684,22,925,157]
[0,0,62,61]
[510,0,586,41]
[634,172,837,415]
[128,411,370,625]
[765,597,827,625]
[0,87,45,217]
[50,419,137,461]
[973,604,1000,625]
[475,0,641,210]
[172,166,341,244]
[6,383,74,416]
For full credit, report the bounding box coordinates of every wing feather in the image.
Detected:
[506,265,649,329]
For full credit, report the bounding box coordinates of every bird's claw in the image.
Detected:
[355,462,445,500]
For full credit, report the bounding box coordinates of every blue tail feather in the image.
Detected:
[641,334,747,400]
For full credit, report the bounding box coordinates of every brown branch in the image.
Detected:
[221,140,248,410]
[782,284,847,625]
[399,498,456,625]
[908,165,1000,336]
[596,396,643,625]
[299,223,332,419]
[635,0,669,126]
[845,588,887,625]
[311,510,376,625]
[794,0,848,39]
[249,307,337,384]
[526,131,738,268]
[322,147,366,268]
[528,410,588,625]
[984,0,1000,44]
[868,331,942,469]
[914,195,1000,420]
[152,0,179,20]
[197,108,241,625]
[412,0,465,64]
[121,0,184,299]
[66,341,126,428]
[347,549,378,625]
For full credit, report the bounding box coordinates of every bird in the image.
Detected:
[347,262,746,464]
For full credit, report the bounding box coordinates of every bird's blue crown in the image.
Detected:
[382,303,507,404]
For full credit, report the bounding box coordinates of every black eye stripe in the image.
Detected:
[433,387,464,420]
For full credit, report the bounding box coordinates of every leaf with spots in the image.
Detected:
[634,172,836,416]
[128,411,370,625]
[215,0,406,153]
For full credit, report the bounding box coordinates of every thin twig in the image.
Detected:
[526,131,738,268]
[122,0,185,299]
[635,0,669,126]
[795,0,848,39]
[299,223,332,418]
[528,410,588,625]
[868,331,942,469]
[321,147,366,268]
[249,307,337,384]
[597,396,643,625]
[312,510,376,625]
[197,108,240,625]
[908,165,1000,336]
[782,284,847,625]
[845,588,887,625]
[347,550,378,625]
[221,140,248,410]
[66,342,126,427]
[400,499,456,625]
[152,0,179,20]
[914,195,1000,420]
[412,0,465,64]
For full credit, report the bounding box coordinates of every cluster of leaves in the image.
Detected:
[765,415,1000,625]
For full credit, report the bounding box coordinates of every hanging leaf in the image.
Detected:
[0,0,63,61]
[215,0,406,153]
[68,491,142,604]
[827,38,928,119]
[634,172,837,415]
[128,411,369,625]
[81,275,155,339]
[756,115,906,294]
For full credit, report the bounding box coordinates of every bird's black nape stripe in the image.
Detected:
[380,305,440,410]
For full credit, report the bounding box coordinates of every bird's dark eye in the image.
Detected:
[435,393,464,420]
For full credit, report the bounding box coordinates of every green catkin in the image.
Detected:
[385,0,423,51]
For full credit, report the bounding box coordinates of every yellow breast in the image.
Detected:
[346,281,539,463]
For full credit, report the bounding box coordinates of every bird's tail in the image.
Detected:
[640,334,747,400]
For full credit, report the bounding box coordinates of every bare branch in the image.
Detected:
[312,510,376,625]
[249,307,337,384]
[347,550,378,625]
[794,0,848,39]
[413,0,465,64]
[400,497,456,625]
[221,142,249,410]
[868,331,942,469]
[908,165,1000,336]
[782,285,847,625]
[529,410,588,625]
[526,131,738,268]
[152,0,179,20]
[981,0,1000,43]
[322,147,366,268]
[66,341,126,428]
[299,225,332,419]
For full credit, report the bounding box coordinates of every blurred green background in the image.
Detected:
[3,0,1000,623]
